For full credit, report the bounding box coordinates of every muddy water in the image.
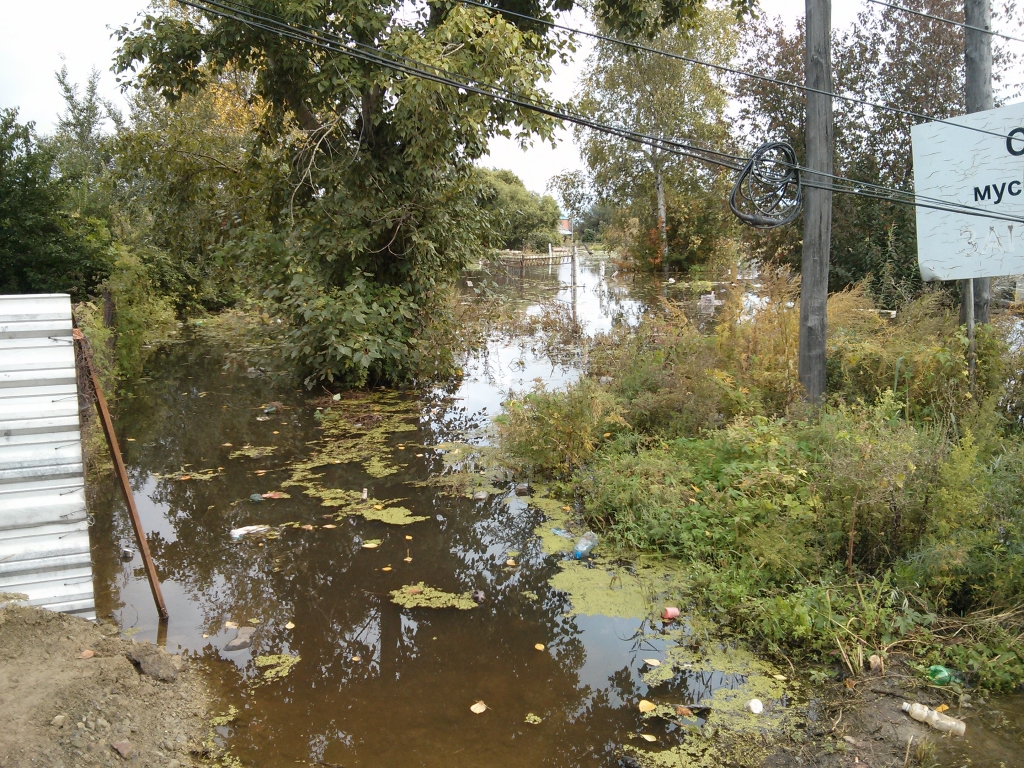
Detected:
[89,257,706,767]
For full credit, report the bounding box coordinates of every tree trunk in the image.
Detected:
[800,0,833,404]
[962,0,993,324]
[656,164,669,280]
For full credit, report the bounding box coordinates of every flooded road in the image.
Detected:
[85,256,1017,767]
[89,256,711,767]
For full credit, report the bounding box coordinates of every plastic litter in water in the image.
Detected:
[230,525,272,539]
[572,531,599,559]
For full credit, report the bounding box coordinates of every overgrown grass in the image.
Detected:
[497,270,1024,690]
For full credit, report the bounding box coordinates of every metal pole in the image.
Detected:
[967,277,977,390]
[73,329,169,620]
[800,0,833,404]
[963,0,993,324]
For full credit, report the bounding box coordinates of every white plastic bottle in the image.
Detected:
[901,702,966,737]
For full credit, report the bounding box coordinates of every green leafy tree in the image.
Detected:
[477,168,561,250]
[0,109,110,298]
[574,6,739,274]
[115,0,752,386]
[734,2,1020,306]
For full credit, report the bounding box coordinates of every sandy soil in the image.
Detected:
[0,604,212,768]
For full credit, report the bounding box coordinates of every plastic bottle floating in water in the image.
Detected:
[572,532,599,559]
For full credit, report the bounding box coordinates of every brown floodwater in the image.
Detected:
[86,257,1020,767]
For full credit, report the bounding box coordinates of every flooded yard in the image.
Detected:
[84,256,1020,767]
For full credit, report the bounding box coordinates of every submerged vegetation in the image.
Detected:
[498,273,1024,691]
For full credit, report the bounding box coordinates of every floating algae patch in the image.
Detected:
[624,734,775,768]
[253,654,301,686]
[548,555,685,619]
[155,467,223,481]
[359,505,427,525]
[228,445,277,460]
[389,582,478,610]
[286,392,419,487]
[549,560,650,619]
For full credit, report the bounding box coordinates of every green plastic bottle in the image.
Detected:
[927,665,958,685]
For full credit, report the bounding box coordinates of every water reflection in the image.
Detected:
[89,256,706,766]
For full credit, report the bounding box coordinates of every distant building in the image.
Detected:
[558,217,572,241]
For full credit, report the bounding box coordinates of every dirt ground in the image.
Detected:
[0,603,212,768]
[765,666,977,768]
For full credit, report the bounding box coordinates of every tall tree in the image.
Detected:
[116,0,752,386]
[0,109,110,298]
[574,6,739,274]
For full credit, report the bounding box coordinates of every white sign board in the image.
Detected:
[912,100,1024,281]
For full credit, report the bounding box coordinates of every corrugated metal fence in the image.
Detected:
[0,294,94,619]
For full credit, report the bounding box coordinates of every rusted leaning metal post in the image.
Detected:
[73,328,169,620]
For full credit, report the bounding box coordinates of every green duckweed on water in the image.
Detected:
[280,392,428,523]
[227,445,277,460]
[548,560,650,619]
[548,556,686,620]
[253,654,301,685]
[524,713,543,724]
[389,582,479,610]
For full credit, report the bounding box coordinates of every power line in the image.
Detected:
[867,0,1024,45]
[455,0,1012,144]
[172,0,1024,225]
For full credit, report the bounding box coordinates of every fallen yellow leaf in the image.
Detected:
[638,700,656,713]
[351,655,361,662]
[405,535,413,540]
[640,734,657,742]
[603,432,611,437]
[506,559,517,567]
[285,622,295,629]
[362,542,379,549]
[935,703,949,713]
[643,659,661,667]
[470,701,488,714]
[249,618,260,624]
[323,524,337,529]
[77,650,95,659]
[535,643,545,651]
[222,443,233,447]
[301,524,314,531]
[382,566,393,572]
[403,557,412,563]
[373,504,384,510]
[675,705,693,717]
[225,621,239,629]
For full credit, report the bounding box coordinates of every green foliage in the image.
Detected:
[476,168,562,251]
[0,109,111,298]
[495,378,627,479]
[499,286,1024,689]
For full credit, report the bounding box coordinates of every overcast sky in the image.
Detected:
[0,1,896,196]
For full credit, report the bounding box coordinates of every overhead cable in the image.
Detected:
[867,0,1024,45]
[175,0,1024,225]
[454,0,1013,144]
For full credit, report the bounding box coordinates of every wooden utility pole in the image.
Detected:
[963,0,994,325]
[800,0,833,403]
